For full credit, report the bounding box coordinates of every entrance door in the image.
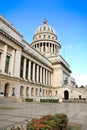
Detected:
[4,83,10,97]
[64,90,69,100]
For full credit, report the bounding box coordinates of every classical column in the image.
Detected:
[1,44,7,73]
[32,63,35,82]
[28,60,31,81]
[47,71,49,85]
[45,43,47,52]
[43,68,45,84]
[48,43,50,52]
[51,72,52,86]
[23,58,26,79]
[49,72,51,85]
[9,49,15,75]
[14,49,21,77]
[40,67,42,83]
[46,70,48,85]
[36,65,39,82]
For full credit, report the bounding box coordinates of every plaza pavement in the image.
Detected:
[0,102,87,130]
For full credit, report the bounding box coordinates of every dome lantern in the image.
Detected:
[43,19,47,24]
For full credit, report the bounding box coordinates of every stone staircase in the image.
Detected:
[0,96,22,103]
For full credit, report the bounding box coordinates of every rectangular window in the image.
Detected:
[5,55,10,73]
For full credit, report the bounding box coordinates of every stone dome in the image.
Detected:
[33,19,57,41]
[32,19,61,58]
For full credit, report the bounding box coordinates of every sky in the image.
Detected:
[0,0,87,86]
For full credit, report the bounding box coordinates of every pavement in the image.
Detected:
[0,102,87,130]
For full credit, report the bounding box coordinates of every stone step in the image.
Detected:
[0,96,21,103]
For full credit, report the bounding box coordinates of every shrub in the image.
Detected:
[40,99,59,103]
[26,113,68,130]
[25,98,33,102]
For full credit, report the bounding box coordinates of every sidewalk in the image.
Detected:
[0,102,87,129]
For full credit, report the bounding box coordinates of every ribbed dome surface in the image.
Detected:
[33,19,57,41]
[35,19,56,35]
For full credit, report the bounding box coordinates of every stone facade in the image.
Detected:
[0,15,87,101]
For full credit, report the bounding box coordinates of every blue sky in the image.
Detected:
[0,0,87,86]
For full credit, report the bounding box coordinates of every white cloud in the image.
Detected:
[72,74,87,87]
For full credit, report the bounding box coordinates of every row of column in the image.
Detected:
[21,56,52,86]
[33,42,59,54]
[0,44,52,86]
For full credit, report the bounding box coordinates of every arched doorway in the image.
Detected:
[64,90,69,100]
[20,86,24,97]
[4,83,10,97]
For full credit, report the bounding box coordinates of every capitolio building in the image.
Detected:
[0,15,87,102]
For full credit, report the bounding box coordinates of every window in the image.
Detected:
[5,55,10,73]
[39,35,41,39]
[48,35,50,39]
[52,37,54,40]
[44,35,46,39]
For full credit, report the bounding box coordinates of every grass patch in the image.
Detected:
[0,106,16,110]
[68,123,81,130]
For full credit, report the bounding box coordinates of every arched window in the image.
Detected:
[4,83,10,97]
[20,86,24,97]
[31,87,34,96]
[26,87,29,97]
[36,88,38,96]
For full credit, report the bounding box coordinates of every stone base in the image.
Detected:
[33,97,40,102]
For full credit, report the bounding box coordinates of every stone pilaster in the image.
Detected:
[43,68,45,84]
[28,60,31,81]
[14,49,21,78]
[46,70,48,85]
[23,58,26,80]
[32,63,35,82]
[36,65,39,82]
[9,49,15,75]
[1,44,7,73]
[40,67,42,83]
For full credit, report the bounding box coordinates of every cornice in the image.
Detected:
[53,61,71,73]
[31,39,61,48]
[0,29,24,48]
[23,47,53,70]
[0,15,23,38]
